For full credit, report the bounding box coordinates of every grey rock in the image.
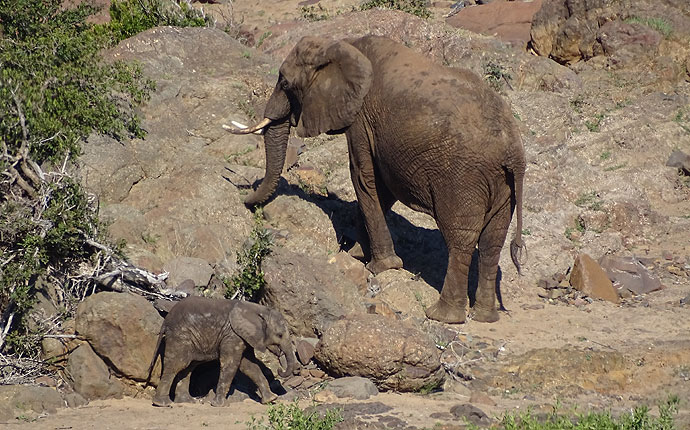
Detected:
[76,292,163,381]
[666,149,690,175]
[450,403,492,426]
[314,313,444,392]
[67,343,125,401]
[599,255,663,295]
[326,376,379,400]
[0,384,65,423]
[163,257,214,290]
[261,246,365,337]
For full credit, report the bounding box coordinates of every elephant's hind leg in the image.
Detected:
[425,247,475,324]
[211,339,244,407]
[471,198,512,323]
[153,350,189,407]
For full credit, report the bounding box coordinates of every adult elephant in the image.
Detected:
[228,35,526,324]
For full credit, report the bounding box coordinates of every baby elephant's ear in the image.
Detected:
[229,302,268,353]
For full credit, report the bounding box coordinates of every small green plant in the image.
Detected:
[500,396,679,430]
[360,0,431,19]
[416,379,443,395]
[625,16,673,38]
[522,228,531,236]
[300,4,330,21]
[604,162,627,172]
[242,50,252,59]
[483,61,512,92]
[226,210,273,301]
[246,402,343,430]
[256,31,273,48]
[585,113,605,132]
[238,100,257,121]
[574,191,603,211]
[673,108,690,134]
[599,151,611,161]
[570,96,585,114]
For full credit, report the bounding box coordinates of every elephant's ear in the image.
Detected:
[297,39,372,137]
[229,302,268,353]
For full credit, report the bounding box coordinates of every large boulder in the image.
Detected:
[314,314,445,391]
[447,0,545,48]
[261,247,365,337]
[75,292,163,381]
[529,0,619,64]
[67,343,125,400]
[0,385,64,423]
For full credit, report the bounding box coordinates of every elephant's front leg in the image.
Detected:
[346,124,402,274]
[239,353,277,404]
[211,341,244,407]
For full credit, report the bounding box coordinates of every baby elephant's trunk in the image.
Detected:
[278,345,298,378]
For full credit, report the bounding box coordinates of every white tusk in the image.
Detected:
[222,118,271,135]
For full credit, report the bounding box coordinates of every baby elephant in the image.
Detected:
[147,296,298,407]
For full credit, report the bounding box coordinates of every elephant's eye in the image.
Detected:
[280,79,290,90]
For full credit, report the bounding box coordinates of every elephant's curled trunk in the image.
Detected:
[277,344,298,378]
[243,118,291,207]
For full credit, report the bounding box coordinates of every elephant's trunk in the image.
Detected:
[244,117,291,206]
[277,342,298,378]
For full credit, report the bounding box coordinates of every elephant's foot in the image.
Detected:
[425,299,466,324]
[260,392,278,404]
[470,307,500,323]
[152,396,173,407]
[210,395,226,407]
[174,392,196,403]
[366,255,403,275]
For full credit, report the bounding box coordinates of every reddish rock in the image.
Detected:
[296,339,316,365]
[331,251,370,292]
[447,0,544,48]
[570,254,620,304]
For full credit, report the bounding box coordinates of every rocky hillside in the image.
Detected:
[4,0,690,427]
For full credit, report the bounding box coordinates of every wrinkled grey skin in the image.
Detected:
[146,297,297,407]
[232,35,526,325]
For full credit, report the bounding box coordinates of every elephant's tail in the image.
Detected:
[508,156,527,275]
[145,325,165,387]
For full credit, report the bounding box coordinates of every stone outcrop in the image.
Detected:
[75,292,163,381]
[447,0,544,48]
[0,385,65,422]
[314,314,445,391]
[67,343,125,400]
[261,246,365,337]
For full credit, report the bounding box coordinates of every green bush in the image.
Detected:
[104,0,209,43]
[247,402,343,430]
[0,0,207,358]
[226,210,273,301]
[360,0,431,19]
[500,396,680,430]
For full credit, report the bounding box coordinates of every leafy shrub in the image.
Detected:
[104,0,210,43]
[0,0,207,359]
[226,210,273,301]
[360,0,431,19]
[247,402,343,430]
[500,396,679,430]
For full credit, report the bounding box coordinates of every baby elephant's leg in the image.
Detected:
[212,340,244,407]
[174,364,198,403]
[240,352,277,404]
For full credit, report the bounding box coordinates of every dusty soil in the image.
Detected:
[10,0,690,428]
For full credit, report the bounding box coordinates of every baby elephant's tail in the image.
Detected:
[145,325,165,387]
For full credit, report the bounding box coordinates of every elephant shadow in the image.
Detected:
[181,359,287,403]
[260,178,506,310]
